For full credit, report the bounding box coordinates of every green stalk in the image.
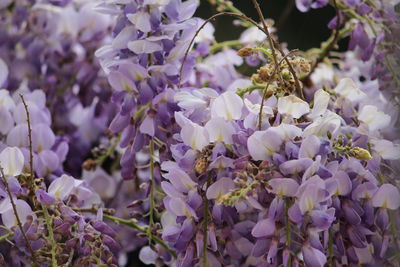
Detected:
[328,227,334,267]
[147,139,156,244]
[0,232,13,242]
[210,40,242,53]
[102,214,177,258]
[285,198,292,267]
[202,176,212,267]
[42,205,58,267]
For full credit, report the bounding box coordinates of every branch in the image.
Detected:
[147,139,155,244]
[179,12,272,87]
[251,0,304,99]
[251,0,279,67]
[19,95,35,193]
[202,175,212,266]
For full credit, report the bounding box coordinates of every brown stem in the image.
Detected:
[19,95,35,190]
[0,168,38,266]
[251,0,304,99]
[258,50,299,130]
[251,0,279,66]
[179,12,272,87]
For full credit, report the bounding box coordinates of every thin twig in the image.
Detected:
[0,168,38,266]
[179,12,271,87]
[19,95,35,193]
[202,175,212,267]
[241,0,304,98]
[147,139,155,244]
[251,0,278,66]
[258,50,299,130]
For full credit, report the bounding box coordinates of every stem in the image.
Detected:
[389,210,400,265]
[251,0,303,99]
[0,232,13,242]
[285,198,292,267]
[255,47,273,59]
[0,168,38,266]
[251,0,278,67]
[202,176,212,267]
[42,205,58,267]
[328,227,334,267]
[179,12,273,86]
[19,95,35,193]
[209,40,242,53]
[237,84,271,97]
[102,214,177,258]
[147,139,156,244]
[208,0,252,26]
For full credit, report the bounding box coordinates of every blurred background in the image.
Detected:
[195,0,337,51]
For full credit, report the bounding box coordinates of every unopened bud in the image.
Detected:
[350,147,372,160]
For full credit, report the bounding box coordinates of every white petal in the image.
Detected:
[299,135,320,158]
[358,105,391,132]
[48,175,76,200]
[370,139,400,160]
[247,130,283,160]
[334,78,366,102]
[2,199,34,229]
[181,122,209,151]
[0,89,15,110]
[0,147,25,177]
[127,12,152,32]
[139,246,158,265]
[205,117,235,144]
[0,58,8,87]
[278,95,310,119]
[127,40,162,54]
[211,91,243,121]
[309,89,330,119]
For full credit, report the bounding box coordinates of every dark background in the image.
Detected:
[195,0,336,51]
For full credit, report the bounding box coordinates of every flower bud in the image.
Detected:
[350,147,372,160]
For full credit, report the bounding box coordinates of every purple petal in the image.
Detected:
[251,218,275,238]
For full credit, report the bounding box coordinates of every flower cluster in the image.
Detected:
[158,71,400,265]
[0,0,115,176]
[0,88,67,179]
